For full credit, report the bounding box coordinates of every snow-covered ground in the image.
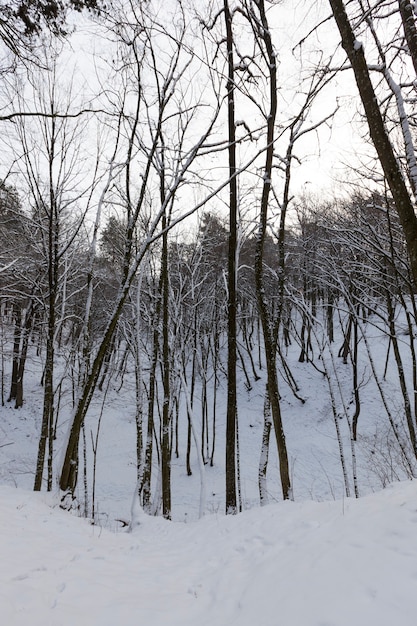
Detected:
[1,305,417,623]
[2,308,414,525]
[1,480,416,626]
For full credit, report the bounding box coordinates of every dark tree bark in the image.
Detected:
[339,314,353,365]
[34,116,59,491]
[398,0,417,77]
[142,289,161,512]
[14,302,34,409]
[351,311,360,441]
[8,302,22,403]
[253,0,292,501]
[386,287,417,458]
[224,0,238,515]
[327,290,335,343]
[160,145,172,519]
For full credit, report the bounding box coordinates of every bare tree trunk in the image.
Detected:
[142,309,159,512]
[351,312,361,441]
[326,290,335,343]
[224,0,238,515]
[180,370,206,518]
[161,209,171,520]
[13,301,35,409]
[339,314,353,365]
[329,0,417,286]
[8,302,21,403]
[398,0,417,77]
[253,0,291,501]
[210,296,220,467]
[258,385,272,506]
[35,132,59,491]
[386,288,417,458]
[0,303,4,406]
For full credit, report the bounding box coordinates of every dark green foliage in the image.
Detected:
[0,0,102,58]
[5,0,100,35]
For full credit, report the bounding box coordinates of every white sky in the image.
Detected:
[68,1,371,197]
[0,0,380,220]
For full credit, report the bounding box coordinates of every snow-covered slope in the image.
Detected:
[1,480,416,626]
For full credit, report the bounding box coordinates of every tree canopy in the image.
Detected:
[0,0,102,57]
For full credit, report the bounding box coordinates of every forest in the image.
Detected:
[1,0,417,525]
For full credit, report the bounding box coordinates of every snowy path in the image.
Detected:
[1,482,417,625]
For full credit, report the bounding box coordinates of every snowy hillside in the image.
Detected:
[2,0,417,622]
[1,480,416,626]
[1,301,415,526]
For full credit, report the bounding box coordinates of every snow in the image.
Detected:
[2,304,417,622]
[1,304,416,521]
[1,480,417,625]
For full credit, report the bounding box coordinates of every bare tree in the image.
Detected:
[59,0,222,502]
[0,0,100,45]
[222,0,239,515]
[6,53,100,491]
[328,0,417,286]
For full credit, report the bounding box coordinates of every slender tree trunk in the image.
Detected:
[14,301,35,409]
[180,370,206,518]
[186,325,197,476]
[161,212,171,519]
[0,303,4,406]
[35,258,57,485]
[327,290,335,343]
[398,0,417,78]
[35,116,60,492]
[224,0,238,515]
[210,298,219,467]
[8,302,21,403]
[259,385,272,506]
[34,293,56,492]
[134,270,145,495]
[386,289,417,458]
[142,280,162,512]
[351,311,361,441]
[253,0,291,501]
[339,314,353,365]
